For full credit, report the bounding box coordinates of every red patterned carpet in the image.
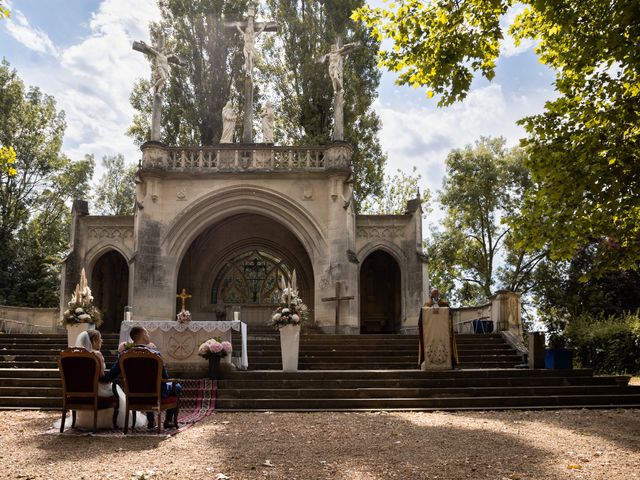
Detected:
[46,379,217,437]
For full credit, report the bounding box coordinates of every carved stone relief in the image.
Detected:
[356,226,403,239]
[88,227,134,240]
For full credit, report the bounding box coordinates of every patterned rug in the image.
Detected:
[45,379,217,437]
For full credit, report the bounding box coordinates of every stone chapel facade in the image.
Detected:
[61,141,428,335]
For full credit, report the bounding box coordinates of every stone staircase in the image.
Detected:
[0,333,120,409]
[1,331,639,411]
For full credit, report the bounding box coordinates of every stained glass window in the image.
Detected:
[212,250,293,305]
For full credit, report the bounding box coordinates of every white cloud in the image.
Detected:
[5,7,58,56]
[26,0,161,170]
[499,4,536,58]
[374,83,553,225]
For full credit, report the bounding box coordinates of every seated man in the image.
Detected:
[102,326,181,429]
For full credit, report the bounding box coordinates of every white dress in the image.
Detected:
[57,333,147,431]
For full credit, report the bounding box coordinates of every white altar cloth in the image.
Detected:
[119,320,248,370]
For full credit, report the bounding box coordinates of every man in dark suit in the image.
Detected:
[103,326,181,429]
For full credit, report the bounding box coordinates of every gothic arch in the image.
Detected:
[89,249,129,333]
[163,185,327,265]
[359,248,403,334]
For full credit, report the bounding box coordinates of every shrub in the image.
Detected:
[565,311,640,374]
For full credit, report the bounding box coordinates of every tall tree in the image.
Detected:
[426,137,546,305]
[353,0,640,272]
[360,166,429,215]
[0,60,93,306]
[129,0,246,146]
[94,154,137,216]
[263,0,387,208]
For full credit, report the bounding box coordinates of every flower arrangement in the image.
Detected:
[62,268,103,328]
[118,341,157,353]
[198,336,232,359]
[267,270,309,330]
[176,310,192,324]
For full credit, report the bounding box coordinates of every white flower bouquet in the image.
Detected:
[267,270,309,330]
[62,268,103,327]
[176,310,192,324]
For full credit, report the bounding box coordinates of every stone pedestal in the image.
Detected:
[279,324,300,372]
[528,331,546,369]
[421,306,452,370]
[66,323,95,347]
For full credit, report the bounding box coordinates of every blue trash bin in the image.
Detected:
[472,319,494,333]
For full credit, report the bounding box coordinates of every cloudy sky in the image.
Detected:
[1,0,556,224]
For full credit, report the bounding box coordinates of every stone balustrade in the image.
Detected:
[140,141,352,173]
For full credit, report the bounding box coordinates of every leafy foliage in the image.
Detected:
[0,1,9,19]
[264,0,387,208]
[426,137,546,306]
[0,60,93,307]
[94,154,137,216]
[360,166,429,215]
[565,312,640,374]
[353,0,640,272]
[129,0,246,145]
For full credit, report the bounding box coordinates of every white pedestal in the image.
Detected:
[421,306,452,370]
[279,324,300,372]
[66,323,95,347]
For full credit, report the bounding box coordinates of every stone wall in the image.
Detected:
[0,305,60,333]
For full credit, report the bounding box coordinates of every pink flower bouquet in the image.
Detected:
[198,337,232,359]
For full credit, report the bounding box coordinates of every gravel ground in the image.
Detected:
[0,408,639,480]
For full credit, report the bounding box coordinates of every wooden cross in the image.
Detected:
[176,288,192,312]
[321,281,354,328]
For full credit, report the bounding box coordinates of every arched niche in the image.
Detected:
[176,213,314,325]
[91,250,129,333]
[359,250,401,334]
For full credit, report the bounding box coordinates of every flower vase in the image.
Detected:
[279,323,300,372]
[67,323,95,347]
[208,356,221,380]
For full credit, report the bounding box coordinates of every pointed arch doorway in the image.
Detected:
[91,250,129,333]
[359,250,401,334]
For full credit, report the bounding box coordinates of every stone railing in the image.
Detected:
[140,142,352,173]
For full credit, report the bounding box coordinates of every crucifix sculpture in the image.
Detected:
[316,36,362,141]
[133,36,184,142]
[224,5,277,143]
[321,281,354,329]
[176,288,192,313]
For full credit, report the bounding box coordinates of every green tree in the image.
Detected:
[128,0,246,146]
[360,166,429,215]
[0,60,93,306]
[353,0,640,272]
[264,0,387,208]
[94,154,137,216]
[426,137,546,306]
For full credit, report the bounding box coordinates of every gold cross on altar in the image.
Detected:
[321,281,354,328]
[176,288,192,312]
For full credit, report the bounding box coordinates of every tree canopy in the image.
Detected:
[353,0,640,273]
[0,60,93,307]
[93,154,137,216]
[360,166,429,215]
[426,137,546,306]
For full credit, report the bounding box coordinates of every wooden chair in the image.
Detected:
[119,348,179,434]
[58,347,119,433]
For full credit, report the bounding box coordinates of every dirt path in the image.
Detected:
[1,409,639,479]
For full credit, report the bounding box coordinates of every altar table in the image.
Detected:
[119,320,248,374]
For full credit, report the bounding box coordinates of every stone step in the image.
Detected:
[0,386,62,397]
[216,393,640,411]
[0,368,60,378]
[247,362,418,370]
[217,385,640,400]
[218,375,629,390]
[0,377,61,387]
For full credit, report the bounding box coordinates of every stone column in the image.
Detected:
[421,306,452,370]
[528,332,546,369]
[490,290,523,340]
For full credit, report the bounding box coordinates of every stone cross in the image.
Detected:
[321,281,354,329]
[133,37,184,142]
[316,36,362,141]
[176,288,192,312]
[224,5,277,143]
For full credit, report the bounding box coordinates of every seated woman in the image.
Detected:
[57,330,147,430]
